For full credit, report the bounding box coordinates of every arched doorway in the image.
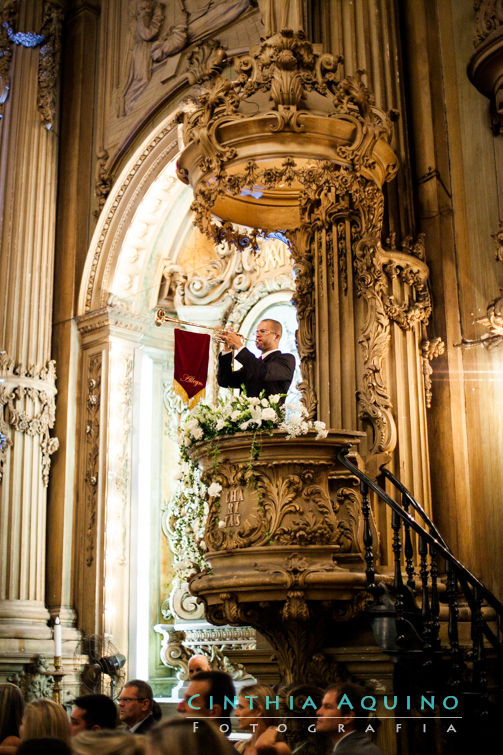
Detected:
[76,114,297,695]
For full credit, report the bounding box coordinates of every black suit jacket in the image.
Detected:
[217,348,295,399]
[131,714,156,734]
[332,730,383,754]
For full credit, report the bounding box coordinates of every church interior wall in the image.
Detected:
[1,0,503,722]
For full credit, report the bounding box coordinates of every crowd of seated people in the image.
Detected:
[1,661,382,754]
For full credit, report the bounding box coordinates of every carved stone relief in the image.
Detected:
[83,355,101,568]
[117,0,251,116]
[421,338,446,408]
[0,352,59,486]
[37,0,63,130]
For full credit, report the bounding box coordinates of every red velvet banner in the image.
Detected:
[173,328,211,407]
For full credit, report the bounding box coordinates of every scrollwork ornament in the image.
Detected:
[186,39,228,86]
[421,337,445,408]
[352,234,397,454]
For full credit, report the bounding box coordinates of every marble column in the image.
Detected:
[0,0,63,670]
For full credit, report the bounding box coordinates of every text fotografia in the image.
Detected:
[192,721,460,735]
[185,693,459,712]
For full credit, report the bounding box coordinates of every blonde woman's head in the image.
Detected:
[21,699,71,744]
[147,716,230,755]
[235,683,279,729]
[72,729,146,755]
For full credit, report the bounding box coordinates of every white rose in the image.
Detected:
[207,482,222,497]
[191,426,203,440]
[248,397,260,405]
[231,410,241,421]
[218,520,226,529]
[261,397,269,407]
[216,418,226,430]
[261,407,277,421]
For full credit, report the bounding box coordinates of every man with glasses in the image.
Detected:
[217,318,295,400]
[118,679,160,734]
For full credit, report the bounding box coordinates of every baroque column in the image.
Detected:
[0,0,63,672]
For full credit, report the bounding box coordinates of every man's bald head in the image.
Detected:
[188,654,211,678]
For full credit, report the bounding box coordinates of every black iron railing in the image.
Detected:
[337,444,503,697]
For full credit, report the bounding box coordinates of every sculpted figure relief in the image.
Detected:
[119,0,251,115]
[119,0,165,116]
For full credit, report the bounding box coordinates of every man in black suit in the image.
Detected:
[316,682,382,754]
[118,679,161,734]
[217,318,295,400]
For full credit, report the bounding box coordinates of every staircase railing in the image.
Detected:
[336,444,503,697]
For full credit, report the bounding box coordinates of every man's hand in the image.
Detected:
[219,330,244,350]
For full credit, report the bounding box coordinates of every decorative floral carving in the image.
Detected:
[9,656,54,702]
[37,1,63,129]
[473,0,503,47]
[0,355,58,486]
[333,486,362,553]
[186,39,228,86]
[421,338,445,408]
[353,234,396,455]
[95,148,112,216]
[382,236,431,331]
[84,355,101,567]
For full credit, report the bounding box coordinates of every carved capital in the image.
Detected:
[0,354,58,485]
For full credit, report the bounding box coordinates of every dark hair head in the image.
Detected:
[73,694,118,729]
[17,737,72,755]
[325,682,374,732]
[0,682,24,740]
[191,671,236,728]
[124,680,153,711]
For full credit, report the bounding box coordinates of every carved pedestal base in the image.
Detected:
[189,431,374,687]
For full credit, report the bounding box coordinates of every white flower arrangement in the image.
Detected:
[168,392,328,579]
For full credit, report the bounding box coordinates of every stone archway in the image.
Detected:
[75,113,302,692]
